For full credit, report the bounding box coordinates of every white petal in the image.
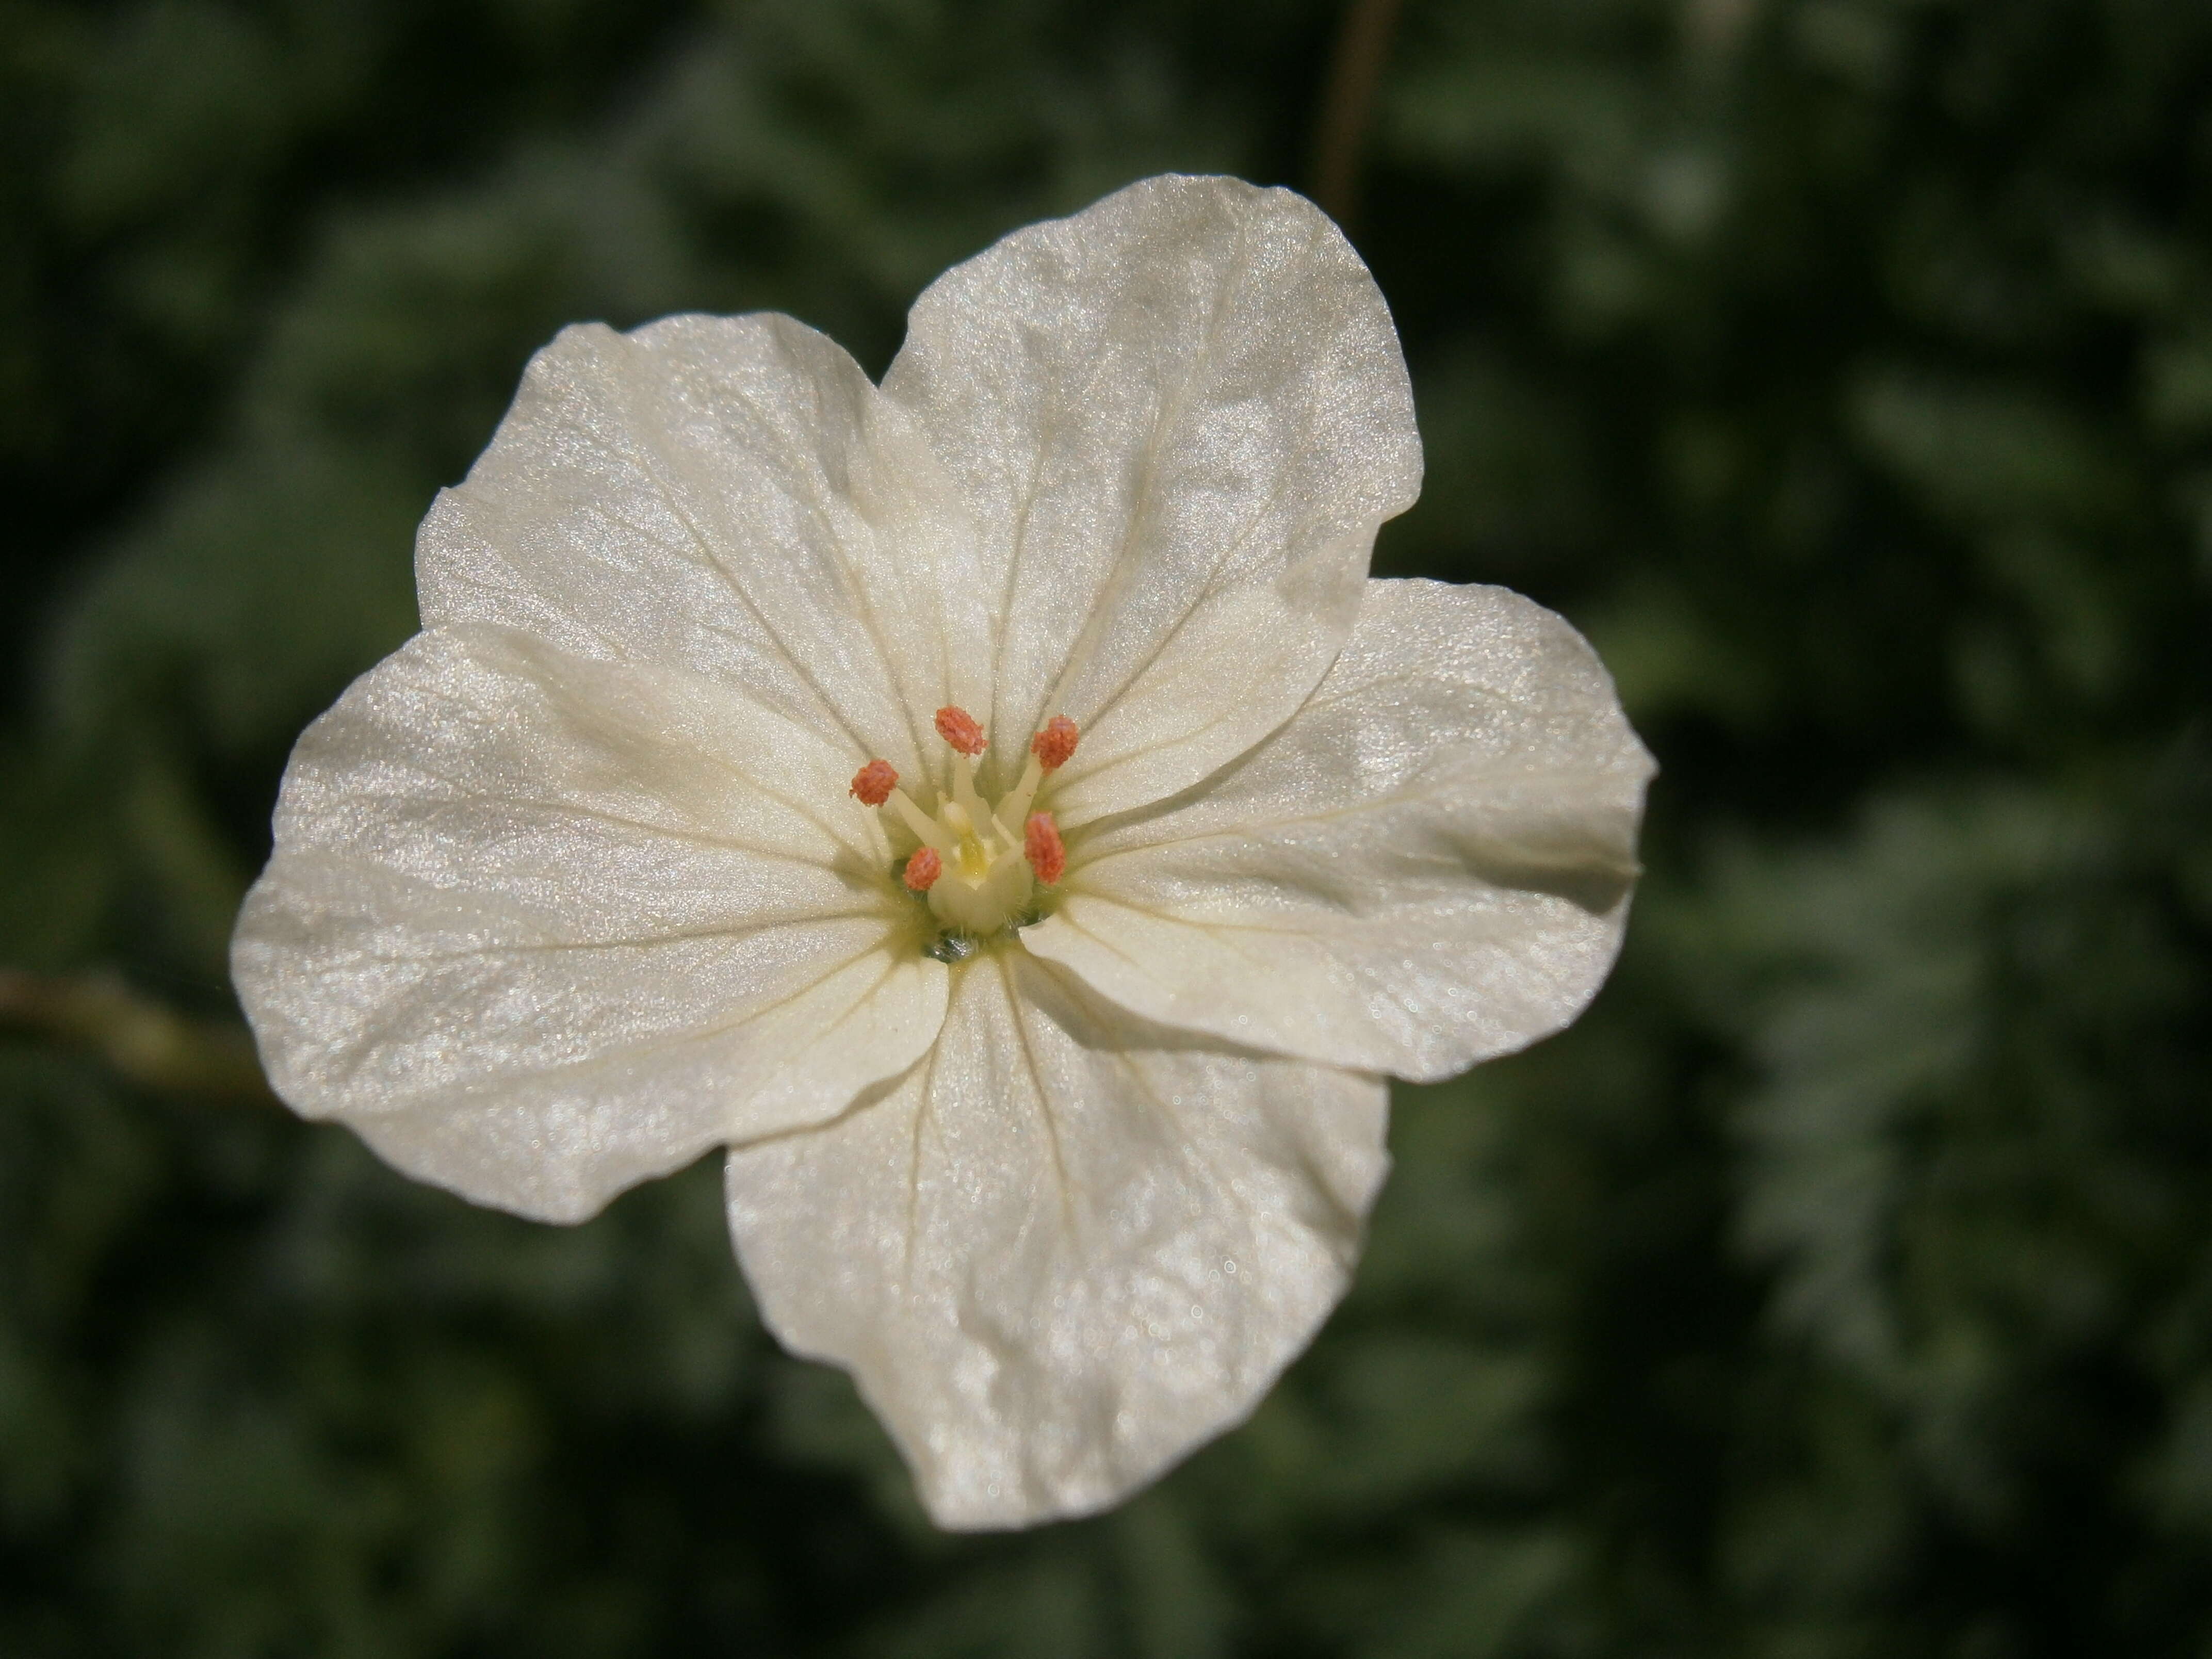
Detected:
[723,953,1388,1530]
[1022,579,1653,1080]
[881,174,1421,815]
[232,626,946,1223]
[415,313,989,784]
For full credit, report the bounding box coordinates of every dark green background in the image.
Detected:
[4,0,2209,1653]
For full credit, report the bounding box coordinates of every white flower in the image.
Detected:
[232,175,1653,1529]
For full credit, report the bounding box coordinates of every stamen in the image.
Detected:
[850,759,897,806]
[1004,712,1070,832]
[993,761,1032,843]
[997,713,1074,835]
[1024,812,1066,886]
[951,750,987,822]
[886,787,952,852]
[934,706,986,757]
[1031,716,1079,772]
[854,712,1072,938]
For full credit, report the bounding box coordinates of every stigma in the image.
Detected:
[850,707,1078,940]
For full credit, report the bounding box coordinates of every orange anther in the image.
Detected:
[1024,812,1066,886]
[903,847,942,891]
[934,705,986,757]
[1030,715,1079,772]
[850,759,897,806]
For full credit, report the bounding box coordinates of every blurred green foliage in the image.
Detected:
[4,0,2209,1653]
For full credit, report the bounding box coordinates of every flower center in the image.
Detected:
[849,710,1077,947]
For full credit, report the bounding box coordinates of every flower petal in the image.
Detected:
[881,174,1421,816]
[1022,579,1654,1080]
[723,953,1388,1530]
[233,625,946,1223]
[415,313,990,783]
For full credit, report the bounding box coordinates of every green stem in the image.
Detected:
[0,967,275,1106]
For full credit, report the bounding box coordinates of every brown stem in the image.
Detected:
[1311,0,1407,230]
[0,967,276,1106]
